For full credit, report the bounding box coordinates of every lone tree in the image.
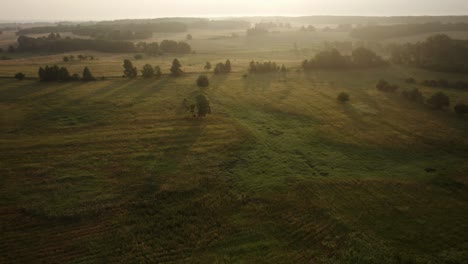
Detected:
[63,56,69,62]
[197,75,209,87]
[225,59,232,73]
[170,58,183,76]
[204,62,212,71]
[337,92,350,103]
[427,92,450,109]
[82,67,95,81]
[454,103,468,116]
[141,64,155,78]
[14,72,25,80]
[186,34,193,40]
[123,59,137,78]
[196,94,211,117]
[154,66,162,79]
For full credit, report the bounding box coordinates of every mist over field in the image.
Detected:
[1,1,468,264]
[1,0,468,20]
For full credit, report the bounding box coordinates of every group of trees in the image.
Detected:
[63,54,95,62]
[213,60,231,74]
[249,61,287,73]
[38,65,96,82]
[246,27,269,37]
[376,79,468,116]
[121,58,181,78]
[300,25,316,32]
[136,42,160,56]
[141,64,162,78]
[159,40,191,54]
[390,34,468,73]
[170,59,183,76]
[17,35,135,53]
[184,94,212,118]
[302,47,386,70]
[376,80,400,93]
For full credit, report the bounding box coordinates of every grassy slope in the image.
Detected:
[1,29,468,263]
[1,63,468,263]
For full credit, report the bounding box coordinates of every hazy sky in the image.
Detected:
[2,0,468,21]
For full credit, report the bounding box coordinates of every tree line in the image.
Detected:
[15,34,192,54]
[390,34,468,73]
[249,61,287,73]
[37,65,95,82]
[351,23,468,40]
[16,22,187,40]
[302,47,386,69]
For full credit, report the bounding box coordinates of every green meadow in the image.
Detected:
[1,30,468,263]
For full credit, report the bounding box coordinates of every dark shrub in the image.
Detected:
[337,92,350,103]
[14,72,25,80]
[427,92,450,109]
[454,103,468,116]
[197,75,209,87]
[402,88,424,102]
[134,54,143,60]
[170,58,183,77]
[141,64,155,78]
[405,78,416,84]
[82,67,95,81]
[123,59,137,78]
[376,79,399,92]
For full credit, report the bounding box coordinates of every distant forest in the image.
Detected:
[16,34,192,54]
[351,23,468,40]
[14,19,251,40]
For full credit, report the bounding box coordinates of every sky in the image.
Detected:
[1,0,468,21]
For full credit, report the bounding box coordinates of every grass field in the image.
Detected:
[1,30,468,263]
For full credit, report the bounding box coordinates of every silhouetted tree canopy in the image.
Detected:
[170,59,183,76]
[246,27,269,36]
[160,40,191,54]
[14,72,25,80]
[82,67,95,81]
[248,61,280,73]
[141,64,155,78]
[196,94,211,117]
[38,65,72,82]
[123,59,138,78]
